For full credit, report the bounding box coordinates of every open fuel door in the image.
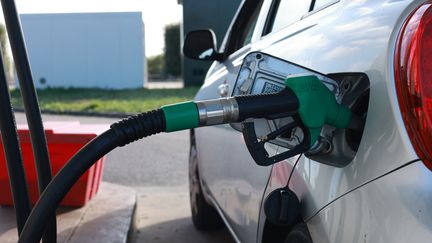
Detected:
[232,52,369,167]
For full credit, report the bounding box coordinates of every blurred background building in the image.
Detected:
[20,12,145,89]
[178,0,241,86]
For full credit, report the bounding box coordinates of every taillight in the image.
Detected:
[395,1,432,169]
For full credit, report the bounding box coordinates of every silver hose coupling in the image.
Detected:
[196,97,239,126]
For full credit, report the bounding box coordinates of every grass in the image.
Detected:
[10,87,200,114]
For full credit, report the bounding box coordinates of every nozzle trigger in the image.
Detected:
[241,119,310,166]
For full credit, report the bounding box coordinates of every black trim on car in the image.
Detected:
[304,0,340,18]
[223,0,264,57]
[310,0,316,11]
[262,0,281,36]
[262,0,315,37]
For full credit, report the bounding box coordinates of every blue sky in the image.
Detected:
[3,0,182,56]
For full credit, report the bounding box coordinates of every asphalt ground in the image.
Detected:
[14,112,234,243]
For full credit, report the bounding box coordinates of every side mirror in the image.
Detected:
[183,29,224,61]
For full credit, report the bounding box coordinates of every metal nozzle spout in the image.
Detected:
[195,97,239,126]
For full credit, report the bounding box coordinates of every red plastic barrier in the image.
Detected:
[0,121,109,207]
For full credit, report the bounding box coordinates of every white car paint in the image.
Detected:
[193,0,430,242]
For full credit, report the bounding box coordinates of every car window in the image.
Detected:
[267,0,311,34]
[238,1,264,49]
[313,0,338,10]
[223,0,264,56]
[242,11,260,47]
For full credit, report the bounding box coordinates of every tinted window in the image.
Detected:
[269,0,311,33]
[313,0,337,10]
[224,0,264,56]
[241,4,262,47]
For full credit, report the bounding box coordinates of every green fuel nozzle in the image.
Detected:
[162,75,352,141]
[158,75,353,166]
[161,86,299,132]
[112,74,353,166]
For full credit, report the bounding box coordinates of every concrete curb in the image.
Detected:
[14,108,133,118]
[0,182,137,243]
[126,194,139,243]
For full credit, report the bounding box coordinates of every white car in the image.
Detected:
[183,0,432,242]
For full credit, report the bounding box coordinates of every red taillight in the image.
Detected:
[395,1,432,169]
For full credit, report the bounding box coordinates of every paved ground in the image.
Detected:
[14,113,234,243]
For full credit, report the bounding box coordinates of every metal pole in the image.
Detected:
[0,41,31,235]
[0,0,57,242]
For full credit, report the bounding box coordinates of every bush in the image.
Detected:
[147,54,164,79]
[164,23,181,77]
[0,24,13,84]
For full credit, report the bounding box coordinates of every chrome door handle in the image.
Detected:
[218,83,230,97]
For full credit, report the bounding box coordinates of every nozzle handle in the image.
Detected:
[284,75,352,146]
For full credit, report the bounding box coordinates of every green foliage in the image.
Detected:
[0,25,7,53]
[164,23,181,77]
[10,87,200,113]
[147,54,164,78]
[0,24,12,82]
[147,23,181,79]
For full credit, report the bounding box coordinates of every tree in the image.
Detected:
[164,23,181,77]
[147,54,164,79]
[0,24,13,83]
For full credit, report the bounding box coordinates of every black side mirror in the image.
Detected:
[183,29,224,61]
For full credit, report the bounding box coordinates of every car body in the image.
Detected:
[185,0,432,242]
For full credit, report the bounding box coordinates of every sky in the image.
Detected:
[0,0,183,57]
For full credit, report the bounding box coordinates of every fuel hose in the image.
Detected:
[18,75,354,243]
[0,44,31,235]
[1,0,57,241]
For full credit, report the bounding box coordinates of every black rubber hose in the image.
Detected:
[0,45,31,234]
[18,110,166,243]
[0,0,57,241]
[235,88,299,120]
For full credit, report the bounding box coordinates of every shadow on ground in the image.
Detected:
[133,217,234,243]
[133,188,235,243]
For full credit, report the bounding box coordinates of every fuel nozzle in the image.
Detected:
[160,74,353,166]
[241,75,353,166]
[160,84,300,131]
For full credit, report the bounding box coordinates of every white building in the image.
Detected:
[20,12,146,89]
